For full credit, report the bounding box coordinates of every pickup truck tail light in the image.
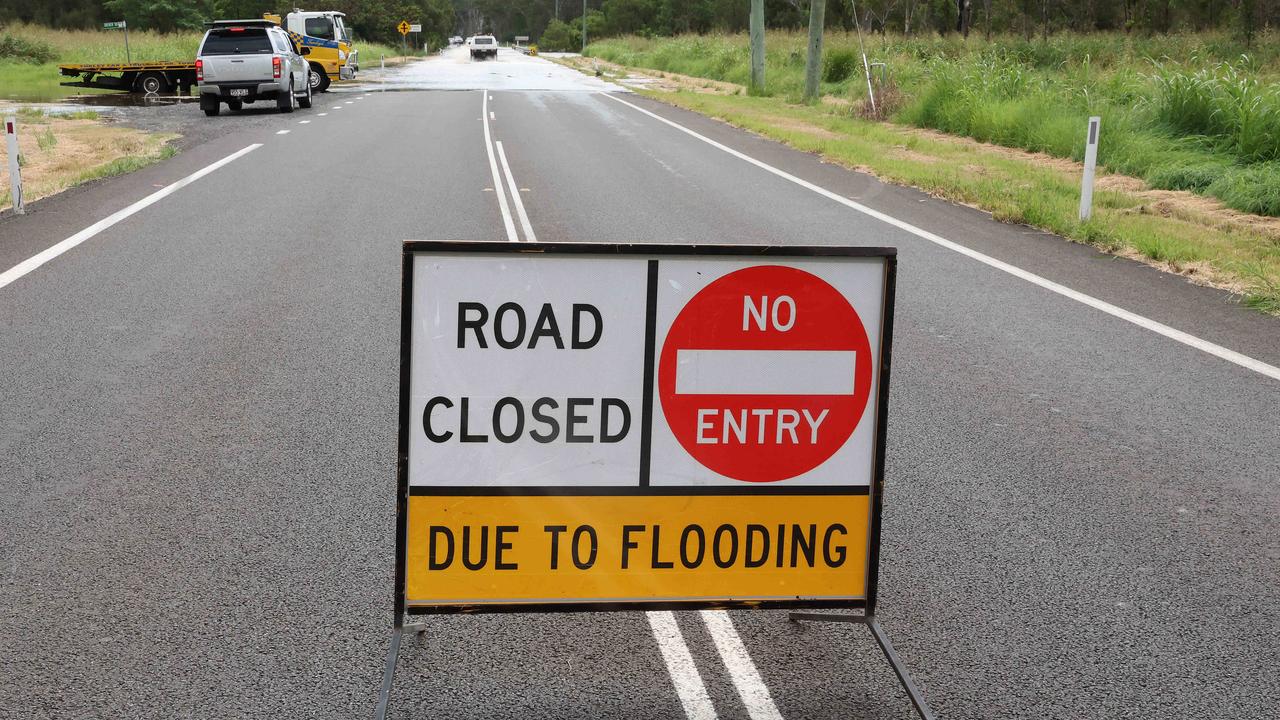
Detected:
[195,59,203,81]
[272,56,281,79]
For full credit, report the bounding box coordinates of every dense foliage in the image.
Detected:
[589,30,1280,215]
[6,1,1276,48]
[0,0,456,46]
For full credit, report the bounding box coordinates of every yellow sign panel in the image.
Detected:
[405,494,869,607]
[397,20,410,35]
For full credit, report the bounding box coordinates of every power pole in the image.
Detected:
[748,0,765,95]
[803,0,826,102]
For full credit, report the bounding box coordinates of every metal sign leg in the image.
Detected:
[374,626,403,720]
[374,621,429,720]
[789,612,936,720]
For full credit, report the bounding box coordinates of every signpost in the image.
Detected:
[397,20,410,57]
[378,242,933,719]
[4,116,23,215]
[104,20,130,63]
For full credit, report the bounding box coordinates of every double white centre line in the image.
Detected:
[476,90,777,719]
[481,91,517,242]
[481,91,535,242]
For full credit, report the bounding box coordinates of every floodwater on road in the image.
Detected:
[361,46,625,93]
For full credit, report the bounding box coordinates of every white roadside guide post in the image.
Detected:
[1079,116,1101,221]
[5,116,24,216]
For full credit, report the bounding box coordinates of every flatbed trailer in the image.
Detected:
[58,62,197,95]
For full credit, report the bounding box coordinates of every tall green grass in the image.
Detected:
[586,31,1280,216]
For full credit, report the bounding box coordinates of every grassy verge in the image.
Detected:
[559,54,1280,312]
[1,108,177,211]
[360,42,428,67]
[587,32,1280,218]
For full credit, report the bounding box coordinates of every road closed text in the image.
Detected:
[421,301,634,445]
[404,493,870,606]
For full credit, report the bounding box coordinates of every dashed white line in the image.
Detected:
[332,106,342,110]
[345,101,353,104]
[490,111,495,120]
[276,130,290,135]
[297,120,311,124]
[318,112,328,116]
[700,611,784,720]
[599,92,1280,383]
[495,141,536,243]
[0,144,262,291]
[647,612,718,720]
[481,91,518,242]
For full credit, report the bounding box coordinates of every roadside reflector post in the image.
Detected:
[5,115,24,216]
[1079,116,1101,221]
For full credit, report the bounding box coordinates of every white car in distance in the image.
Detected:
[470,35,498,61]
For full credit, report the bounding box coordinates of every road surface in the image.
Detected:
[2,47,1278,720]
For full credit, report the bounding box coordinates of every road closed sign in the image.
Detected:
[396,242,895,615]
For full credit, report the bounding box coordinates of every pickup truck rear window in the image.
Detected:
[201,29,273,55]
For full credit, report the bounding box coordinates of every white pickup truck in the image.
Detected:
[196,20,313,116]
[470,35,498,60]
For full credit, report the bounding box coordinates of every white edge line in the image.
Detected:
[482,91,519,242]
[700,611,783,720]
[495,141,537,243]
[0,144,262,291]
[598,92,1280,383]
[646,611,718,720]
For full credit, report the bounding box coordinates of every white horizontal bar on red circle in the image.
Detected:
[674,349,857,395]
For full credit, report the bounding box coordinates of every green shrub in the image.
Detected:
[823,49,858,84]
[1146,160,1230,190]
[0,33,56,63]
[539,19,579,53]
[1208,162,1280,216]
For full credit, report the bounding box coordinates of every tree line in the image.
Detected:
[0,0,456,45]
[2,0,1277,48]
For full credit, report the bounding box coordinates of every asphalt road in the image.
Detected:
[2,47,1278,720]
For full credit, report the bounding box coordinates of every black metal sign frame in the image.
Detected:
[395,241,897,619]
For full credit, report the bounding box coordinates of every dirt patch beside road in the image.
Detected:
[1,108,176,212]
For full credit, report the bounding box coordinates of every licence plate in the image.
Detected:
[228,88,249,97]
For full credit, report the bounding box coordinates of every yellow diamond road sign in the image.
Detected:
[398,20,411,35]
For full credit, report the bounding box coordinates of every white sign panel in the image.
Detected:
[404,244,891,490]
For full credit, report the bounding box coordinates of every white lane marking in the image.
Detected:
[647,612,718,720]
[318,112,328,116]
[332,106,342,110]
[276,130,290,135]
[345,101,353,104]
[0,144,262,291]
[600,93,1280,383]
[488,95,493,100]
[495,141,537,243]
[298,120,310,124]
[490,111,495,120]
[481,91,518,242]
[700,611,784,720]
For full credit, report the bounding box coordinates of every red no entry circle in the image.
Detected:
[658,265,872,482]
